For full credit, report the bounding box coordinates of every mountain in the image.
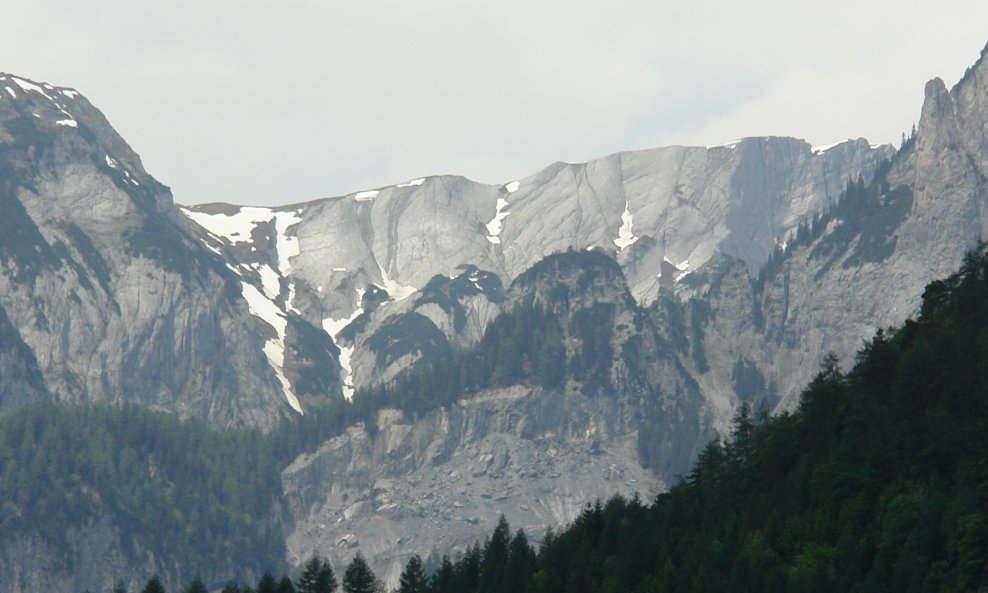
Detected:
[1,40,987,591]
[0,73,341,429]
[401,243,988,593]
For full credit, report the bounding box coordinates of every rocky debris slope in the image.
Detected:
[283,391,659,586]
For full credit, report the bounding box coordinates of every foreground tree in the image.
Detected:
[342,553,377,593]
[185,577,209,593]
[141,576,166,593]
[398,555,427,593]
[297,556,337,593]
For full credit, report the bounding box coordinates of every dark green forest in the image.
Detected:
[0,402,286,582]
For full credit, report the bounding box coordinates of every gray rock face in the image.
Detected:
[180,134,891,413]
[283,391,660,586]
[689,44,988,418]
[0,73,337,429]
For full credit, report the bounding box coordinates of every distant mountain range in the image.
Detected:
[0,40,986,590]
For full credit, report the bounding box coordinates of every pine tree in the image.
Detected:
[397,555,426,593]
[342,553,377,593]
[277,576,297,593]
[257,573,278,593]
[297,556,337,593]
[429,555,454,593]
[185,577,209,593]
[480,516,511,593]
[141,575,166,593]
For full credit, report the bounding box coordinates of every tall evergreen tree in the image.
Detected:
[185,577,208,593]
[141,575,166,593]
[342,553,377,593]
[277,575,296,593]
[297,556,337,593]
[257,573,278,593]
[429,555,454,593]
[397,555,426,593]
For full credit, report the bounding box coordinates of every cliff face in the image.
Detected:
[689,44,988,417]
[0,73,339,430]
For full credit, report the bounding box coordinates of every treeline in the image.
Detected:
[0,402,286,582]
[393,245,988,593]
[127,552,396,593]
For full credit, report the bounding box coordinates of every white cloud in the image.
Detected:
[2,0,987,206]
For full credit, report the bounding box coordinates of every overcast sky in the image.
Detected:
[4,2,988,206]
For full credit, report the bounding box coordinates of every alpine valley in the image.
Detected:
[1,41,987,592]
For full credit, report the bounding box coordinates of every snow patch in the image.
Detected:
[105,155,119,169]
[3,87,14,98]
[263,341,303,414]
[255,264,281,299]
[485,198,511,244]
[180,206,275,244]
[61,89,79,99]
[11,77,49,97]
[377,263,417,301]
[56,119,77,127]
[322,290,366,402]
[273,210,303,276]
[613,201,639,251]
[332,267,347,272]
[354,190,379,201]
[286,282,301,314]
[322,299,365,339]
[241,282,302,414]
[397,178,425,188]
[706,139,741,149]
[812,140,849,154]
[657,256,692,282]
[337,346,356,401]
[505,181,520,193]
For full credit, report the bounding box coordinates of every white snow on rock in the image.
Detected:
[105,155,119,169]
[61,89,79,99]
[377,263,417,301]
[286,282,301,314]
[337,346,356,401]
[322,290,366,402]
[657,256,691,281]
[812,140,849,154]
[614,201,639,251]
[485,198,511,244]
[11,76,49,97]
[3,87,14,98]
[56,119,78,127]
[263,341,303,414]
[274,210,303,275]
[706,140,741,150]
[180,207,275,244]
[505,181,520,193]
[241,281,303,414]
[255,264,281,299]
[354,190,380,201]
[396,178,425,188]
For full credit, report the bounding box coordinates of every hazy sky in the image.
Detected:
[4,1,988,206]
